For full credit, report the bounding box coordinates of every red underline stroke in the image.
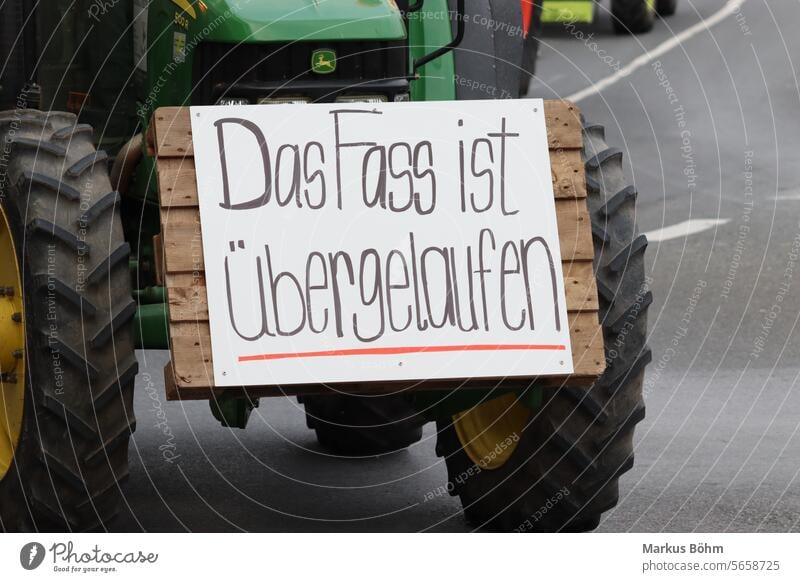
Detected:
[238,344,567,362]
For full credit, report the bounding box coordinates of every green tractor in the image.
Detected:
[0,0,650,532]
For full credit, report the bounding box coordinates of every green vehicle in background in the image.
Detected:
[541,0,677,33]
[518,0,677,93]
[0,0,650,532]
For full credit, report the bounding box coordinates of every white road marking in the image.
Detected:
[644,218,731,242]
[567,0,749,103]
[774,191,800,201]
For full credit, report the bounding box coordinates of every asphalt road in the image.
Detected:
[115,0,800,532]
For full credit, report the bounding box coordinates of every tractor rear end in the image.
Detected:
[0,0,649,532]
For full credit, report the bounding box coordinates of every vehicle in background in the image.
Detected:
[542,0,678,34]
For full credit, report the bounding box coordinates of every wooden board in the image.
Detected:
[152,101,605,400]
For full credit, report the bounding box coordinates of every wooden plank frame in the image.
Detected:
[150,101,605,400]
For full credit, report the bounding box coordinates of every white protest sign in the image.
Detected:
[189,99,573,387]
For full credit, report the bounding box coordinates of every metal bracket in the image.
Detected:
[413,0,465,73]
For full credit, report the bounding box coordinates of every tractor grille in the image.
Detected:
[192,40,409,104]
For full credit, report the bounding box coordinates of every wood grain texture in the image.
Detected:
[157,157,198,207]
[152,100,605,399]
[555,197,594,261]
[152,107,193,157]
[551,148,587,199]
[543,100,583,149]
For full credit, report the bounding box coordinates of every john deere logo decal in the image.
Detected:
[312,49,336,74]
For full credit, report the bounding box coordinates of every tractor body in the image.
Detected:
[0,0,650,532]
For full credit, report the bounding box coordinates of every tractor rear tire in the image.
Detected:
[301,394,424,455]
[0,110,137,531]
[448,0,525,99]
[612,0,655,34]
[435,122,651,531]
[520,3,543,96]
[656,0,677,17]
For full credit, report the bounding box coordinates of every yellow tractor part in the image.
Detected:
[0,206,25,480]
[453,393,530,470]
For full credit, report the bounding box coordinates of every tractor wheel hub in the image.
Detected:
[0,206,25,480]
[452,393,530,470]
